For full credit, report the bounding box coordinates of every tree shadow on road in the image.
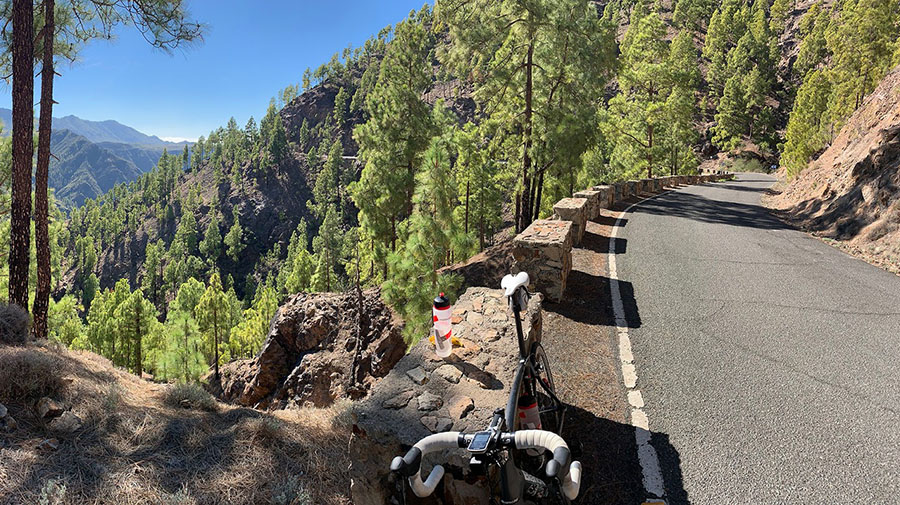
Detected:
[634,191,790,231]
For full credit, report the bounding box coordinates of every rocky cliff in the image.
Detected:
[218,288,406,409]
[768,65,900,274]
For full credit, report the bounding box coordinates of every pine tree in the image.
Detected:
[114,288,160,376]
[781,69,832,178]
[195,272,230,383]
[199,212,222,265]
[607,4,670,178]
[311,206,342,292]
[157,310,206,382]
[352,6,435,275]
[770,0,794,35]
[440,0,614,231]
[142,239,165,307]
[712,74,748,150]
[383,138,463,343]
[224,207,244,262]
[269,113,288,165]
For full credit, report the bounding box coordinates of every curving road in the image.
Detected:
[614,173,900,504]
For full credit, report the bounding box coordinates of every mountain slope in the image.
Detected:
[49,129,172,206]
[768,65,900,274]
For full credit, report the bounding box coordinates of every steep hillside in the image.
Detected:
[768,65,900,274]
[48,130,160,206]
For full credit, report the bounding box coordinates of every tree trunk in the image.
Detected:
[213,305,220,384]
[33,0,55,340]
[9,0,34,313]
[532,168,544,223]
[519,41,535,232]
[647,123,654,179]
[406,160,414,219]
[134,302,143,377]
[464,178,470,234]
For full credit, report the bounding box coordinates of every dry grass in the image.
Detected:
[0,345,66,406]
[0,344,353,505]
[0,302,29,346]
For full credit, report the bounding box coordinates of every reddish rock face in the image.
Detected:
[217,287,405,409]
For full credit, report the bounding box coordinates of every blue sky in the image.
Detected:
[0,0,430,142]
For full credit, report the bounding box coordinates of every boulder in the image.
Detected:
[349,287,543,505]
[218,288,406,409]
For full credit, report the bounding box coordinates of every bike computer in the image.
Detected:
[467,431,494,453]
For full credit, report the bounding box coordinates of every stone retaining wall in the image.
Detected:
[510,170,732,301]
[553,198,588,245]
[349,287,543,505]
[573,189,602,221]
[511,219,574,303]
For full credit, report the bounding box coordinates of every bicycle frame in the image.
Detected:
[504,290,566,433]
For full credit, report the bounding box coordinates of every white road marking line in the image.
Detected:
[608,190,672,501]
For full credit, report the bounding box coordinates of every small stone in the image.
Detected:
[472,297,483,312]
[0,403,7,418]
[37,397,63,420]
[406,366,428,385]
[49,411,82,433]
[466,312,484,326]
[3,416,17,432]
[37,438,59,451]
[382,390,415,410]
[421,415,454,433]
[417,391,443,411]
[451,315,464,324]
[434,364,463,384]
[448,395,474,420]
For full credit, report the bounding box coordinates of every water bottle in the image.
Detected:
[432,293,453,358]
[517,394,542,430]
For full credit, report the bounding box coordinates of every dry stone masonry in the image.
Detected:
[508,171,731,302]
[573,189,602,221]
[512,219,574,303]
[552,197,588,245]
[349,287,543,505]
[592,185,614,208]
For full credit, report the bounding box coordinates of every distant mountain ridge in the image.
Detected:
[49,129,182,206]
[0,108,191,207]
[0,107,189,147]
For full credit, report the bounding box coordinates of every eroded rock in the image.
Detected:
[218,288,405,409]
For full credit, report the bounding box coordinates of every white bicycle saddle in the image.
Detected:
[501,271,530,297]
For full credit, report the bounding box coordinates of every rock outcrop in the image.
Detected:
[769,65,900,273]
[218,288,406,409]
[349,286,542,505]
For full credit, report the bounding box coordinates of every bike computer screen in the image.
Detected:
[467,431,492,453]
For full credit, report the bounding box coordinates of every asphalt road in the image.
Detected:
[615,173,900,504]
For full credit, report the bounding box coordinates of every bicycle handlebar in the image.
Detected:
[390,430,582,500]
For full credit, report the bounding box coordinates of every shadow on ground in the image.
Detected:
[634,191,789,231]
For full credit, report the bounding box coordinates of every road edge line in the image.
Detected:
[608,189,673,501]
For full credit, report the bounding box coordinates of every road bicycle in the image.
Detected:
[390,272,581,504]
